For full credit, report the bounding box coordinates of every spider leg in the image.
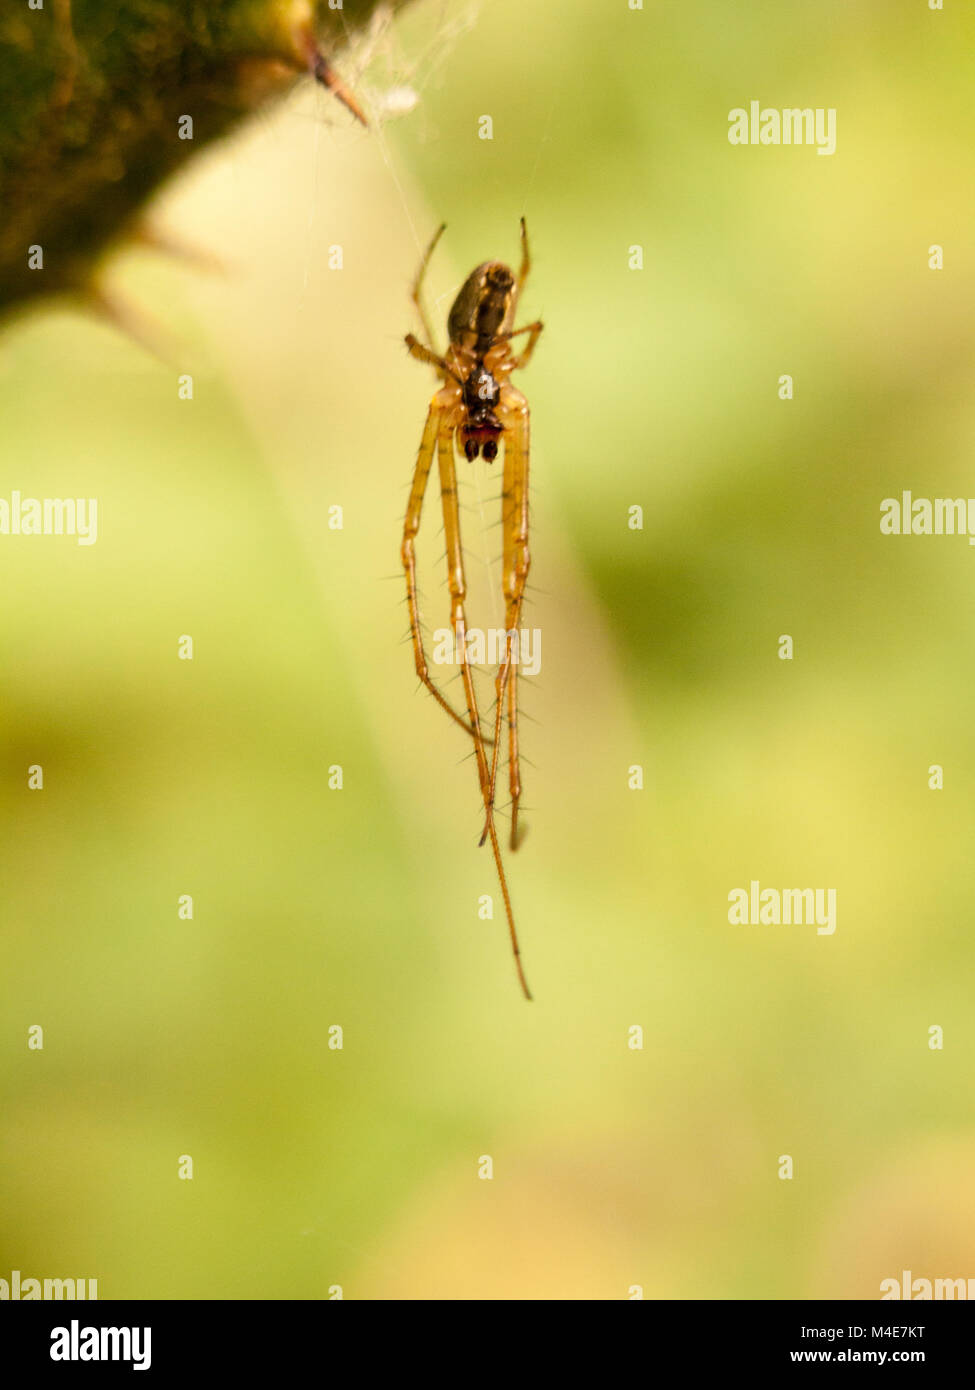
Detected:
[517,217,531,297]
[405,334,461,382]
[481,387,531,852]
[507,657,523,849]
[411,224,447,352]
[402,390,488,741]
[438,413,532,1000]
[502,321,545,371]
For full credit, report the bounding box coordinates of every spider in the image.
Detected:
[401,219,544,1001]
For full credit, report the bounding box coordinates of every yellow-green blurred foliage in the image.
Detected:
[2,0,975,1299]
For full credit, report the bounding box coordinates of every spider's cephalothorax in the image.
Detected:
[461,365,502,461]
[402,221,544,1000]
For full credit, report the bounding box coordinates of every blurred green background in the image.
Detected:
[3,0,975,1299]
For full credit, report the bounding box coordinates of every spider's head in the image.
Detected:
[448,261,516,350]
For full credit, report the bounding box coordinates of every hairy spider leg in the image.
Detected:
[517,216,531,298]
[506,321,545,371]
[476,223,541,851]
[437,409,532,1000]
[411,224,447,353]
[405,334,459,379]
[401,371,497,745]
[401,387,485,741]
[480,386,531,852]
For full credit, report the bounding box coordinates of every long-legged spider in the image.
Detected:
[401,219,543,1000]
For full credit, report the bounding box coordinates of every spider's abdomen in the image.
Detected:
[448,261,516,354]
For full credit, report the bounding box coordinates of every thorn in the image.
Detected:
[297,28,368,126]
[131,223,229,277]
[87,283,179,365]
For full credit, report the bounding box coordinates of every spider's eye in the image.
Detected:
[464,438,479,461]
[482,440,498,463]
